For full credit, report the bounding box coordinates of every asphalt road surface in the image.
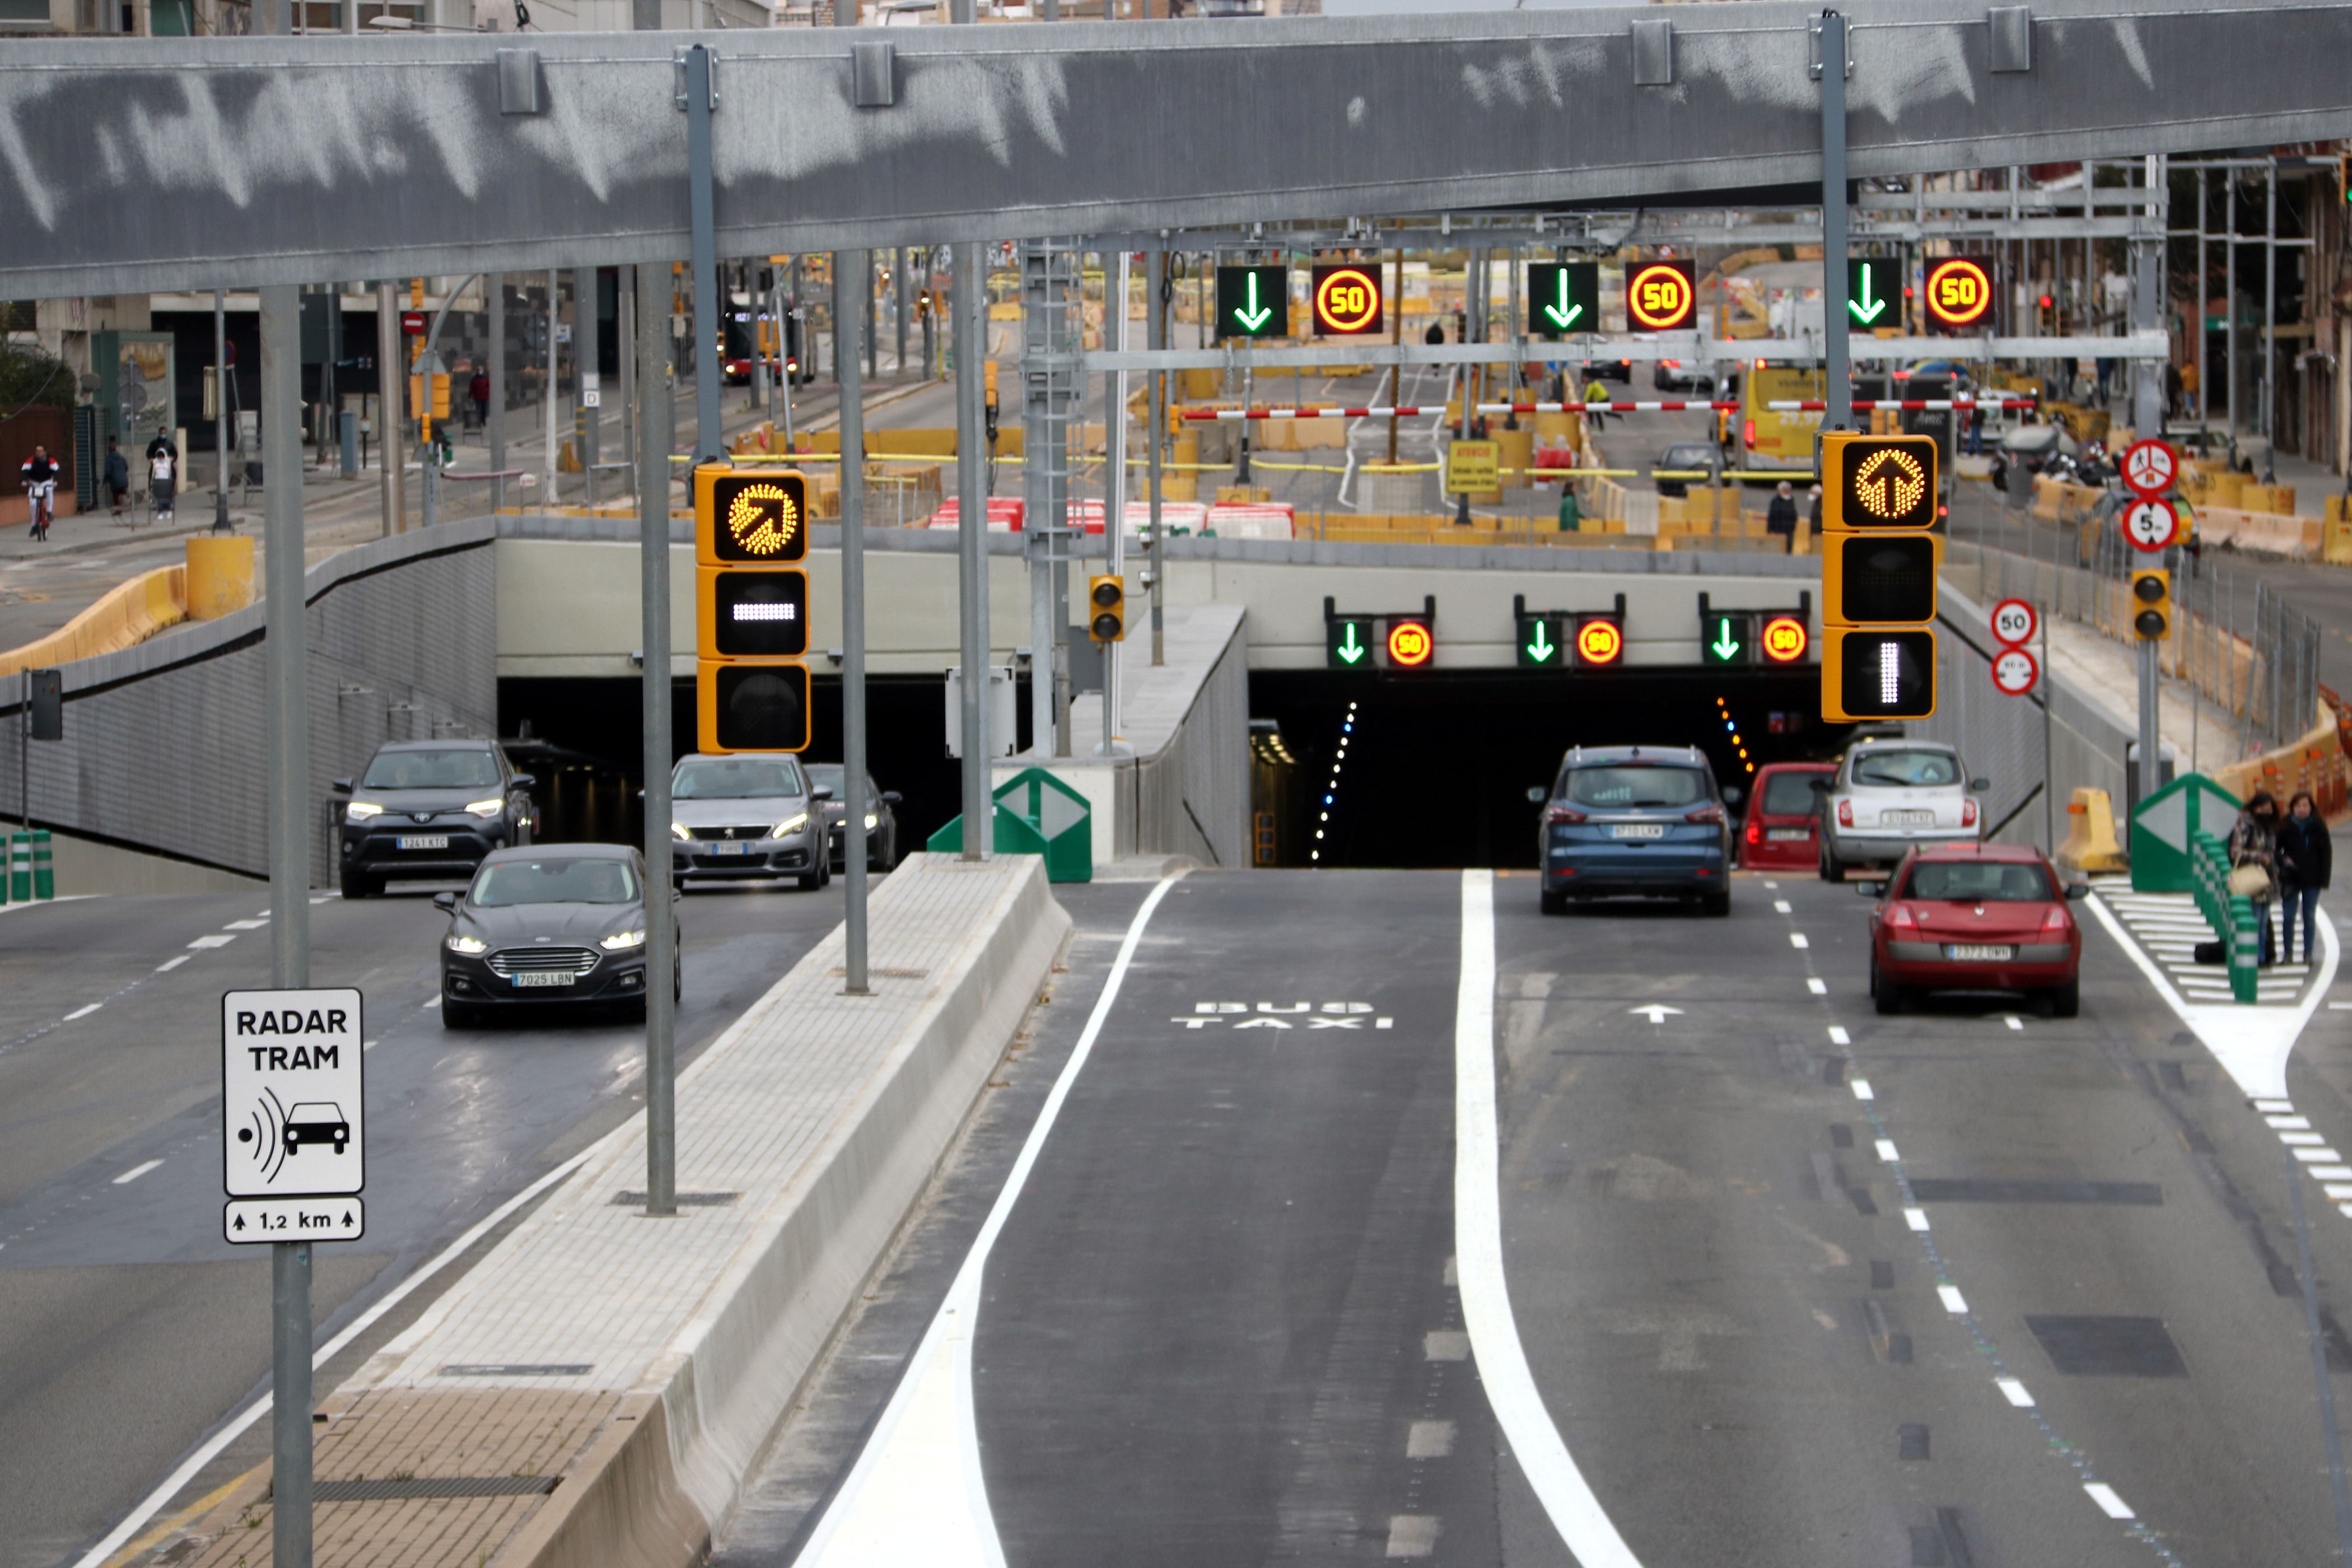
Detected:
[0,875,854,1568]
[721,866,2352,1568]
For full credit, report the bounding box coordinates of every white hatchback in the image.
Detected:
[1817,739,1988,878]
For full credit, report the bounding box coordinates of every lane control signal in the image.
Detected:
[1821,433,1939,721]
[1088,575,1127,642]
[694,464,811,753]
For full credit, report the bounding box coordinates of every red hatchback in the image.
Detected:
[1739,762,1836,870]
[1865,843,2087,1016]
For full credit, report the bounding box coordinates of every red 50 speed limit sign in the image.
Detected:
[2121,496,2180,553]
[1990,598,2037,647]
[1991,646,2039,697]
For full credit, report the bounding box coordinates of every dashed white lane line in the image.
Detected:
[154,955,187,973]
[362,1038,381,1052]
[1827,1025,1851,1047]
[2002,1015,2024,1031]
[1807,978,1828,995]
[1789,932,1809,949]
[2083,1483,2136,1520]
[63,1002,101,1021]
[1903,1207,1930,1231]
[1938,1285,1969,1314]
[1875,1139,1900,1163]
[112,1160,161,1185]
[1385,1515,1440,1557]
[423,997,441,1010]
[223,918,270,930]
[1850,1079,1874,1101]
[1773,900,1791,913]
[186,934,235,950]
[1996,1378,2036,1408]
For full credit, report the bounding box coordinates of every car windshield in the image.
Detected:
[470,857,639,907]
[1761,772,1825,815]
[1903,860,2054,902]
[1851,749,1961,788]
[1564,766,1707,809]
[674,756,805,800]
[362,749,500,790]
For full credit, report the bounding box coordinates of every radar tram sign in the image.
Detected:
[221,988,365,1243]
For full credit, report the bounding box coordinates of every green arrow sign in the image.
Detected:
[1329,618,1371,668]
[1711,617,1743,661]
[1542,270,1581,331]
[1215,265,1287,340]
[1528,619,1557,662]
[1702,610,1752,666]
[1527,262,1599,342]
[1518,613,1564,668]
[1847,258,1893,326]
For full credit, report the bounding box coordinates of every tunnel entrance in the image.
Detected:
[1249,667,1858,870]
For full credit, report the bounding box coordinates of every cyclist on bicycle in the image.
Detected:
[20,444,58,542]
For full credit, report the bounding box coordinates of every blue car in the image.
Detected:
[1533,745,1737,916]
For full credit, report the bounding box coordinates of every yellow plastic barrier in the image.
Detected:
[0,564,188,680]
[185,535,255,620]
[2056,788,2129,875]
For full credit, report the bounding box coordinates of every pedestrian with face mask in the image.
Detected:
[2228,790,2283,967]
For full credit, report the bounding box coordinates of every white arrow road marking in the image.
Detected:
[1629,1005,1683,1024]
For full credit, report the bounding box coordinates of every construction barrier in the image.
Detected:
[2055,787,2129,876]
[0,564,187,681]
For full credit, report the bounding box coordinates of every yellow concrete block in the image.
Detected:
[1495,427,1535,489]
[185,535,255,620]
[2324,517,2352,567]
[2056,787,2129,875]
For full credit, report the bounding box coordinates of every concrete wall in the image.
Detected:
[1,519,497,880]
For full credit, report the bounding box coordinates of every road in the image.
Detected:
[0,875,856,1568]
[718,867,2352,1568]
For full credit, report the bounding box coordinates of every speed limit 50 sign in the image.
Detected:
[1990,598,2037,647]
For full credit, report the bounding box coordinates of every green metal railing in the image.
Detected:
[2188,828,2259,1004]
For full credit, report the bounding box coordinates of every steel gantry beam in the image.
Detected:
[2,0,2350,298]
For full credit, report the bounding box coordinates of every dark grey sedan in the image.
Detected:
[436,844,677,1028]
[806,764,903,873]
[335,740,535,899]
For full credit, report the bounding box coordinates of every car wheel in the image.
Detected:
[798,869,825,890]
[1702,890,1732,917]
[1872,958,1905,1015]
[441,1000,482,1029]
[1818,845,1842,883]
[340,867,379,899]
[1540,890,1567,916]
[2048,978,2081,1018]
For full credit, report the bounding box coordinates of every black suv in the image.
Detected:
[334,739,536,898]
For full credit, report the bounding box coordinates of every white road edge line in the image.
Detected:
[67,1146,598,1568]
[795,874,1182,1568]
[112,1159,162,1185]
[1454,869,1646,1568]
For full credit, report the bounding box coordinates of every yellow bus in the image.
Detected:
[1738,365,1824,472]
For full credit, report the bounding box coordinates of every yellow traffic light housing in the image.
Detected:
[1088,575,1126,643]
[2130,568,2171,640]
[1820,433,1939,721]
[693,463,811,753]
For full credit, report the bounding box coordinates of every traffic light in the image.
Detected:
[2130,568,2171,640]
[695,464,812,753]
[1088,575,1126,642]
[1215,265,1289,340]
[1527,262,1600,339]
[409,370,449,441]
[1821,433,1939,721]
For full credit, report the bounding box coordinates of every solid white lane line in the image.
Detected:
[1807,978,1828,995]
[113,1160,162,1185]
[1827,1026,1851,1047]
[795,875,1181,1568]
[1996,1378,2036,1408]
[1850,1079,1875,1101]
[69,1145,599,1568]
[1938,1285,1968,1314]
[1789,933,1809,949]
[154,955,188,973]
[2083,1483,2135,1520]
[1452,870,1645,1568]
[64,1003,101,1021]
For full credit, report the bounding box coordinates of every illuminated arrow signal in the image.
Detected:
[1336,623,1366,665]
[1850,263,1888,325]
[1527,619,1557,664]
[1234,272,1273,333]
[1710,617,1743,661]
[1542,270,1583,332]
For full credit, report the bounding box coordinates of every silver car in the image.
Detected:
[1817,739,1987,879]
[669,754,832,891]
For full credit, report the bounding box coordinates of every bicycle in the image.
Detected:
[23,479,55,542]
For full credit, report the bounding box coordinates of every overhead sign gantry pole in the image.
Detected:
[1819,10,1851,438]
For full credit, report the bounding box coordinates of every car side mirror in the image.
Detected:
[2066,883,2091,900]
[1856,879,1889,897]
[1969,777,1991,793]
[1722,786,1744,808]
[331,777,353,795]
[432,892,458,913]
[811,786,836,801]
[1526,786,1547,804]
[882,791,903,805]
[510,773,536,791]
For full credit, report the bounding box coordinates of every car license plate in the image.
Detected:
[706,841,750,856]
[514,971,575,988]
[1767,828,1810,841]
[1611,824,1667,840]
[1882,810,1934,828]
[1944,944,2015,962]
[398,834,449,851]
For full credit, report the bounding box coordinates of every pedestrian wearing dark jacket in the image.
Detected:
[1765,482,1799,552]
[2278,790,2333,965]
[2229,791,2282,966]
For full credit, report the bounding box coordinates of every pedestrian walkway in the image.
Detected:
[2090,876,2314,1006]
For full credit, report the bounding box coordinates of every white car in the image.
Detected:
[1817,739,1987,879]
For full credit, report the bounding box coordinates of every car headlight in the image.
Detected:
[671,822,693,842]
[771,813,810,838]
[600,928,647,951]
[464,798,505,819]
[444,933,488,955]
[864,813,879,830]
[346,801,383,822]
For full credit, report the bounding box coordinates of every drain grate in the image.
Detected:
[438,1363,594,1376]
[312,1475,559,1502]
[1909,1179,2161,1206]
[611,1190,741,1206]
[2026,1314,2188,1376]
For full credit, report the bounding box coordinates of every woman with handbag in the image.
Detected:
[2277,790,2333,965]
[2228,791,2283,967]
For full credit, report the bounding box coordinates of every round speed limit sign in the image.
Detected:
[1991,646,2040,697]
[1990,598,2038,647]
[2121,496,2180,553]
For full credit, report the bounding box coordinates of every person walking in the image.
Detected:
[1556,483,1581,534]
[1766,480,1799,553]
[1583,376,1610,431]
[145,431,179,524]
[2277,790,2332,966]
[103,438,129,517]
[470,368,491,433]
[2228,790,2283,967]
[19,443,58,541]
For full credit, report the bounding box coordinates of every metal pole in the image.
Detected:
[214,290,231,530]
[2225,173,2238,441]
[1148,244,1166,666]
[544,270,559,506]
[867,253,879,383]
[1103,246,1128,757]
[2042,610,2055,852]
[2138,636,2161,804]
[260,278,314,1568]
[1388,246,1403,465]
[895,246,908,375]
[578,265,600,510]
[838,248,871,995]
[635,260,676,1219]
[487,272,506,511]
[2262,155,2277,481]
[618,268,638,495]
[2196,166,2207,431]
[955,239,989,855]
[688,46,721,466]
[1820,11,1852,433]
[376,281,402,535]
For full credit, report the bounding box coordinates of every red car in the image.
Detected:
[1865,842,2087,1016]
[1739,762,1836,870]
